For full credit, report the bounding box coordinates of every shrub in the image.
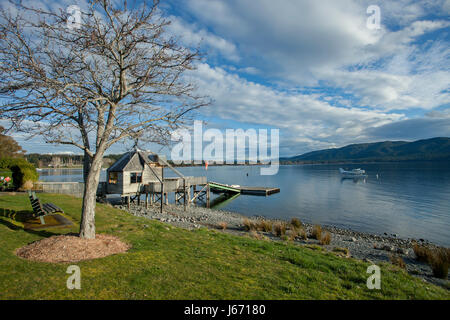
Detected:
[319,231,331,245]
[13,165,38,190]
[297,227,307,240]
[0,158,38,190]
[0,168,12,177]
[257,220,273,232]
[273,222,287,237]
[249,230,263,240]
[218,222,228,230]
[287,229,299,241]
[412,243,450,278]
[428,248,450,279]
[0,157,32,169]
[390,255,406,269]
[21,180,34,190]
[333,247,350,257]
[311,225,322,240]
[290,217,303,229]
[243,218,257,231]
[413,243,433,262]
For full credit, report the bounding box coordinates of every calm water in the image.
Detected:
[38,162,450,246]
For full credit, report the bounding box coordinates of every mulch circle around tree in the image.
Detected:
[15,234,131,263]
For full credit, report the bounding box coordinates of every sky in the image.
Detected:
[2,0,450,157]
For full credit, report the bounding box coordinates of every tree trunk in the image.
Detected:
[79,153,103,239]
[82,151,92,183]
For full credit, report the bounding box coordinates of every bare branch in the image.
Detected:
[0,0,209,158]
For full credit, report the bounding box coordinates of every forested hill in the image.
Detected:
[282,137,450,163]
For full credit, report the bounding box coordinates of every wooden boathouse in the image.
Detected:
[97,149,209,211]
[97,149,280,212]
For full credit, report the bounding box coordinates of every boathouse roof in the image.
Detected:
[107,150,165,172]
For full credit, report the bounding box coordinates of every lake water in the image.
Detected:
[38,162,450,246]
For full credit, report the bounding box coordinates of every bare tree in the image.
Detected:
[0,0,208,238]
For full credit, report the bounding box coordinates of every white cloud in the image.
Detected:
[188,63,405,154]
[165,15,240,62]
[3,0,449,155]
[180,0,450,111]
[379,0,449,26]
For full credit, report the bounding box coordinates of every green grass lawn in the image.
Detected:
[0,193,448,300]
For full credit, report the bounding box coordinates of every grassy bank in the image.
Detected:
[0,194,448,299]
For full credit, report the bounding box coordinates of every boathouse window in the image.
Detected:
[130,172,142,184]
[108,172,118,184]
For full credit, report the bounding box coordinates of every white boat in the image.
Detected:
[339,168,367,178]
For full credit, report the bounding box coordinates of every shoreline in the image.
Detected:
[35,158,450,171]
[113,200,449,289]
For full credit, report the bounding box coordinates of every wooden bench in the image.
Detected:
[28,191,64,224]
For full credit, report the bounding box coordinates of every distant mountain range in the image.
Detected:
[281,137,450,163]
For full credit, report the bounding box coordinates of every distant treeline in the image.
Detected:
[26,153,118,168]
[25,152,268,168]
[26,153,83,167]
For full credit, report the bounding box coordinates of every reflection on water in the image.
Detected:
[39,162,450,245]
[340,177,367,184]
[210,193,241,210]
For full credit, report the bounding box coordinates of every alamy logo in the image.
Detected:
[66,265,81,290]
[366,264,381,289]
[366,5,381,30]
[171,121,279,175]
[67,5,81,30]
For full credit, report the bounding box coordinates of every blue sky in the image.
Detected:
[3,0,450,156]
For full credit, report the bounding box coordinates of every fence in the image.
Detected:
[33,181,85,198]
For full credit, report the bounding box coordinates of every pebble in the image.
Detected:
[396,247,409,255]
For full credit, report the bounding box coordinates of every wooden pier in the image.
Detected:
[208,181,280,196]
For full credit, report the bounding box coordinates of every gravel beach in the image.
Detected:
[113,200,449,288]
